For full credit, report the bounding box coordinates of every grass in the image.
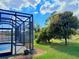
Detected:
[33,39,79,59]
[0,35,79,59]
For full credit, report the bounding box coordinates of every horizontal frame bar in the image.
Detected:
[0,28,12,30]
[0,9,32,16]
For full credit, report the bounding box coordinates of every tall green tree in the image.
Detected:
[37,28,50,43]
[46,11,79,45]
[34,24,41,39]
[34,24,40,32]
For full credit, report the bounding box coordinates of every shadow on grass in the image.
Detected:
[38,41,79,57]
[50,42,79,57]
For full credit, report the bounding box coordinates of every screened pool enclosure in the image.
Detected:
[0,9,34,56]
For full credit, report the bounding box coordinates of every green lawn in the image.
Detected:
[0,35,79,59]
[33,39,79,59]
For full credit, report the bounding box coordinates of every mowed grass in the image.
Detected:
[0,35,79,59]
[33,37,79,59]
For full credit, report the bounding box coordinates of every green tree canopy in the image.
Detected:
[46,11,79,45]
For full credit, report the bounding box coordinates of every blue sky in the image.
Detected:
[0,0,79,27]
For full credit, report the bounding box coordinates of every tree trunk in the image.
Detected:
[65,37,67,45]
[48,39,50,43]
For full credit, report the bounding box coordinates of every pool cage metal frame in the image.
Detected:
[0,9,34,56]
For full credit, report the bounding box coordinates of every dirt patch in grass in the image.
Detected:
[33,48,46,57]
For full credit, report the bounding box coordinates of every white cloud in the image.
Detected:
[28,0,41,8]
[0,0,78,15]
[40,0,79,15]
[40,1,51,14]
[40,1,60,14]
[56,0,79,13]
[0,0,41,11]
[34,11,39,14]
[0,2,8,10]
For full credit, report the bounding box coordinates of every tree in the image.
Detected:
[34,24,40,32]
[46,11,79,45]
[34,24,41,39]
[36,28,50,43]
